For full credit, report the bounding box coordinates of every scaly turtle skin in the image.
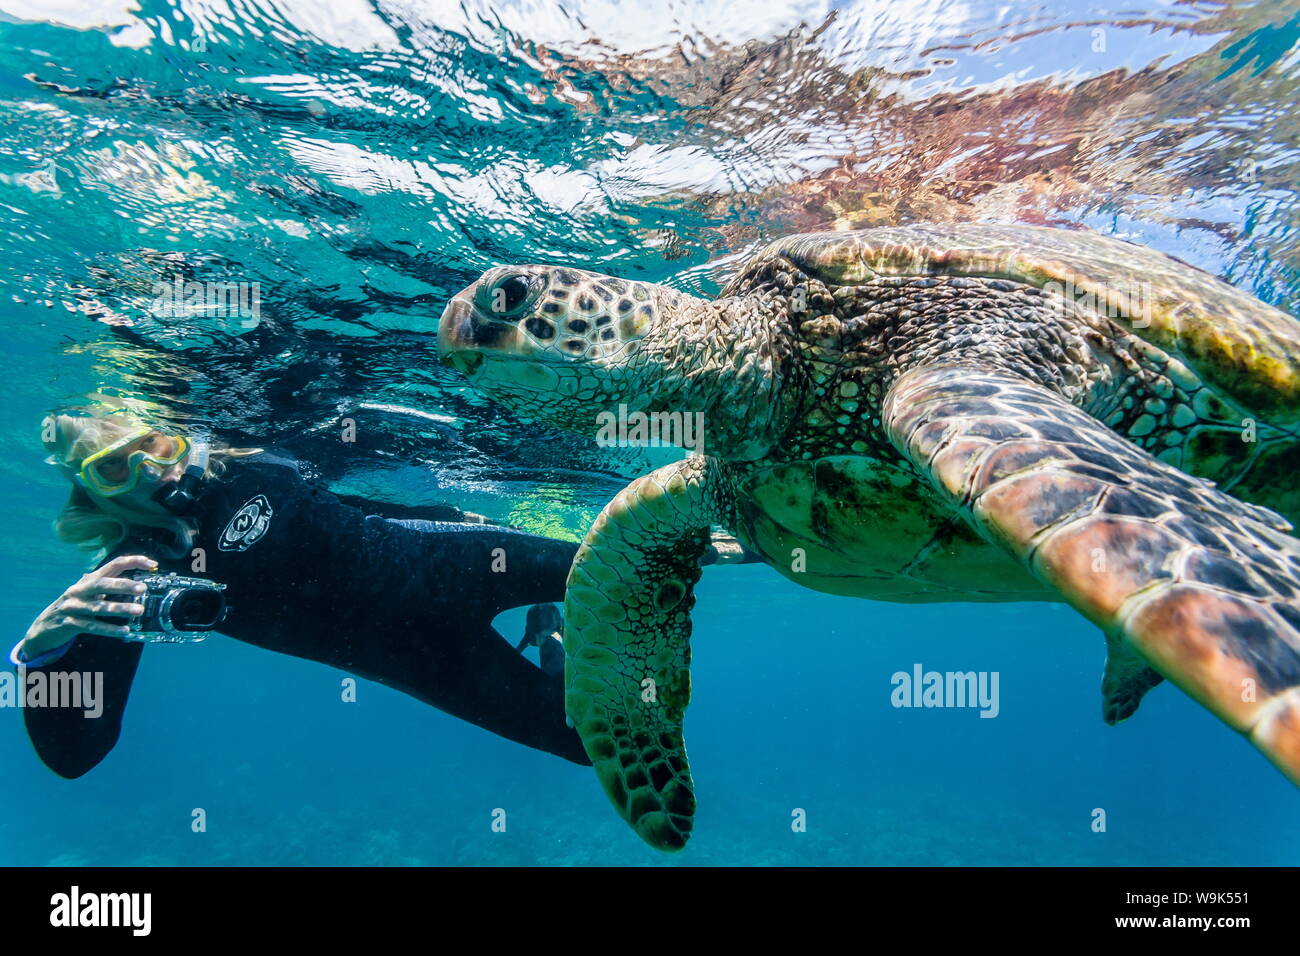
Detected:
[438,223,1300,851]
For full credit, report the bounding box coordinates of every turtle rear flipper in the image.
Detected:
[886,362,1300,783]
[563,456,729,850]
[1102,632,1164,724]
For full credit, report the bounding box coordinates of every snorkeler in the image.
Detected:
[13,406,758,780]
[13,405,605,777]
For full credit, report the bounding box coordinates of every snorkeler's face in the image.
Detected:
[80,429,191,511]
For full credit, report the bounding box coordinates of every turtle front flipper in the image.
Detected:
[564,455,729,850]
[885,362,1300,784]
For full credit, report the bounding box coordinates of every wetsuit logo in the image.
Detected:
[219,495,273,552]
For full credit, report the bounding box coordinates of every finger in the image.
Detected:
[62,598,145,618]
[70,577,149,600]
[57,615,133,639]
[93,555,159,578]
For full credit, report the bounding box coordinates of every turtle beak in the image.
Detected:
[437,293,491,377]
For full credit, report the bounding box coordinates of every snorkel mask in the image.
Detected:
[75,427,190,496]
[73,427,210,514]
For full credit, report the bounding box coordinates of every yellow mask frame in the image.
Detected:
[76,428,190,497]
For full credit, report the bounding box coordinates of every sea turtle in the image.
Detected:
[437,223,1300,851]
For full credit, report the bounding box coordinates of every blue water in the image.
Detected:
[2,0,1299,865]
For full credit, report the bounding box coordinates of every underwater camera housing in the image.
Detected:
[121,571,228,643]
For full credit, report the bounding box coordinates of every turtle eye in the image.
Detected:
[487,273,536,316]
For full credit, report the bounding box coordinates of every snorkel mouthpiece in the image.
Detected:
[152,441,210,515]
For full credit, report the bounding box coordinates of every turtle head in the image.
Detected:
[439,265,790,458]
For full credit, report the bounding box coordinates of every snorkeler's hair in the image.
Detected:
[43,406,262,563]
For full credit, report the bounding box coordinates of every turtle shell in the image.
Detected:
[739,223,1300,424]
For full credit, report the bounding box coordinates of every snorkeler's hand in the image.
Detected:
[19,554,155,660]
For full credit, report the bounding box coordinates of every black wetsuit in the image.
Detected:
[19,454,590,777]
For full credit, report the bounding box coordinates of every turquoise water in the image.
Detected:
[2,0,1299,865]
